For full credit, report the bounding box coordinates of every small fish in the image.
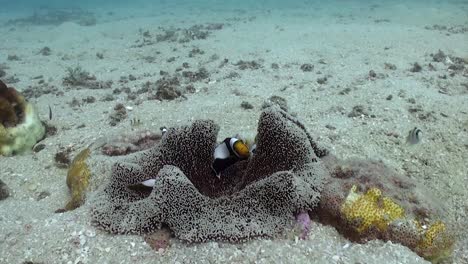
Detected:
[48,105,52,120]
[406,127,422,145]
[160,126,168,135]
[130,117,141,127]
[128,179,156,192]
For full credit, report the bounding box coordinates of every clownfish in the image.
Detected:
[212,137,250,178]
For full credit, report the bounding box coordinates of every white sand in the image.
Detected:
[1,1,467,263]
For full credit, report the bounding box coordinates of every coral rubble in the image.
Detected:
[0,179,9,200]
[62,66,112,90]
[62,66,96,87]
[91,105,328,242]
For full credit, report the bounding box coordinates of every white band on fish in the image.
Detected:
[141,179,156,187]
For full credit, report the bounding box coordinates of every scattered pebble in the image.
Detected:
[44,123,58,137]
[100,94,114,102]
[82,96,96,104]
[39,46,51,56]
[0,179,9,200]
[128,74,137,81]
[182,67,210,82]
[224,72,241,80]
[188,48,205,57]
[240,101,254,110]
[235,60,262,70]
[348,105,369,118]
[409,62,422,72]
[338,87,351,95]
[7,54,20,61]
[54,149,72,168]
[384,63,397,70]
[300,63,314,72]
[317,77,327,84]
[109,103,128,126]
[431,50,446,62]
[36,191,50,201]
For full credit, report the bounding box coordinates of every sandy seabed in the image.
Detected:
[0,1,467,263]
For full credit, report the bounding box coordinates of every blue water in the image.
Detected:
[0,0,463,11]
[1,0,466,25]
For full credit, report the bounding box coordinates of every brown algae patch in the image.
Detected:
[56,148,91,212]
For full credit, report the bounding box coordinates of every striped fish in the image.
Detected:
[406,127,422,145]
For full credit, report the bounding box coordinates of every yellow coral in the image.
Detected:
[63,148,91,211]
[341,185,405,233]
[340,185,454,263]
[419,221,446,249]
[416,220,454,263]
